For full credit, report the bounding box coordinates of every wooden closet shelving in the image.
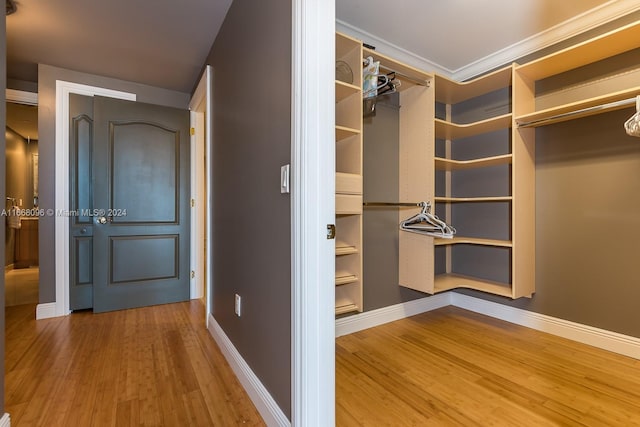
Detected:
[514,20,640,128]
[432,63,535,299]
[335,32,364,315]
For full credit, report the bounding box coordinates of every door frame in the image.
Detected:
[188,66,212,322]
[49,80,203,317]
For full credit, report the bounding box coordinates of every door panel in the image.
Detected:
[92,96,190,313]
[69,94,95,310]
[111,122,179,223]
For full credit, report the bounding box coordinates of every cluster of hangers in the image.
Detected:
[363,201,456,239]
[363,57,401,99]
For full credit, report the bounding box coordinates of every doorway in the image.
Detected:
[5,91,39,307]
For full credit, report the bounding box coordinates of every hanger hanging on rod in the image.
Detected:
[624,95,640,137]
[399,201,456,239]
[364,201,456,239]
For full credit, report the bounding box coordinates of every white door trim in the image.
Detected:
[291,0,335,425]
[189,66,213,324]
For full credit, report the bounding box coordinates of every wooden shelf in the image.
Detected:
[335,125,360,142]
[435,154,512,171]
[515,86,640,128]
[336,243,358,256]
[435,66,512,104]
[336,172,362,195]
[335,303,359,316]
[336,271,358,286]
[515,21,640,81]
[435,196,512,203]
[336,80,360,103]
[435,113,512,140]
[434,274,512,298]
[434,237,512,248]
[363,47,433,91]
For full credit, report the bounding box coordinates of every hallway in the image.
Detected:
[5,300,264,426]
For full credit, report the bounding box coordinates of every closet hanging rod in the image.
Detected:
[363,58,431,88]
[517,97,637,128]
[363,202,425,207]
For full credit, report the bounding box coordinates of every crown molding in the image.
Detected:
[335,19,452,76]
[338,0,640,82]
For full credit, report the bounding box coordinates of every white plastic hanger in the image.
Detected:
[399,202,456,239]
[624,95,640,137]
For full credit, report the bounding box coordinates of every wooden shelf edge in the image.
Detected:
[335,125,361,142]
[434,237,513,248]
[514,87,640,128]
[435,66,513,104]
[435,154,512,170]
[434,274,512,298]
[435,113,512,140]
[335,303,359,316]
[515,21,640,81]
[336,245,358,256]
[336,273,358,286]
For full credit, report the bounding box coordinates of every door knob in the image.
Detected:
[97,216,108,224]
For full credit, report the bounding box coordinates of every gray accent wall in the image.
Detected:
[1,12,7,415]
[203,0,292,418]
[37,64,189,303]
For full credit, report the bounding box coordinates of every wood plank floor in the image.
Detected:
[5,301,265,426]
[336,306,640,426]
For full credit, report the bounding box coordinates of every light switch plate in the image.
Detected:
[281,164,290,193]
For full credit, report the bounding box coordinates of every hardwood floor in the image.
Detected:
[5,301,265,426]
[336,306,640,426]
[4,267,39,306]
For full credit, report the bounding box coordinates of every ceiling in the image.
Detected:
[6,0,233,93]
[337,0,640,79]
[4,0,640,97]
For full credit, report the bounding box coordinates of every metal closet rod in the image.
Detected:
[363,58,431,88]
[517,97,637,128]
[363,202,426,207]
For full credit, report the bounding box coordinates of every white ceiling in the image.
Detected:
[337,0,640,79]
[6,0,233,93]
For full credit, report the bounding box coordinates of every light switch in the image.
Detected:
[281,164,290,193]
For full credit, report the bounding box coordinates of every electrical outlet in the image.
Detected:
[235,294,242,317]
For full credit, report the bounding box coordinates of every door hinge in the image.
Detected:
[191,270,195,279]
[190,127,195,136]
[191,198,195,207]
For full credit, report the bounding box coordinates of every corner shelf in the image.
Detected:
[434,237,512,248]
[434,274,513,298]
[435,66,513,104]
[435,154,512,171]
[435,113,512,140]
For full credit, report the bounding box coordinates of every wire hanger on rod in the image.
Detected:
[624,95,640,137]
[398,201,456,239]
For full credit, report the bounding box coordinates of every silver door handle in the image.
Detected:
[97,216,108,224]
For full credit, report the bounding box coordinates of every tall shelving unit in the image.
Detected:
[432,65,536,299]
[335,33,363,315]
[361,48,436,295]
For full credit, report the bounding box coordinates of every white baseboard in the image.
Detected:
[0,412,11,427]
[207,314,290,427]
[335,293,451,337]
[451,293,640,360]
[334,291,640,360]
[35,303,58,320]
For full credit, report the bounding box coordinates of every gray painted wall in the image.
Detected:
[1,12,7,415]
[362,38,640,340]
[37,64,189,303]
[204,0,292,418]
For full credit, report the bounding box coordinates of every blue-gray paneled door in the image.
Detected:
[69,95,190,313]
